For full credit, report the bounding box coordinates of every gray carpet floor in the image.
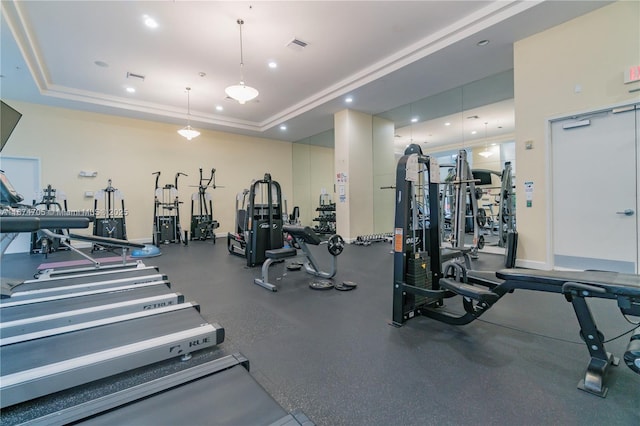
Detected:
[1,240,638,425]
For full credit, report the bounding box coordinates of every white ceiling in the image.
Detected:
[0,1,611,145]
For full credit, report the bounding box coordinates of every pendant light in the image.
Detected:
[225,19,259,104]
[478,122,493,158]
[178,87,200,141]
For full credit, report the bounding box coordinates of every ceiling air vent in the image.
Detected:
[286,38,308,51]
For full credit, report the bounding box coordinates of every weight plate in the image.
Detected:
[309,280,334,290]
[327,234,345,256]
[477,235,485,250]
[334,282,356,291]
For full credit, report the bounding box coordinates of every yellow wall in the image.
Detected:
[291,143,335,226]
[1,101,293,243]
[514,1,640,268]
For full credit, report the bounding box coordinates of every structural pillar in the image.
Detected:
[334,109,374,241]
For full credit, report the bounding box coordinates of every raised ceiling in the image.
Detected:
[0,1,611,144]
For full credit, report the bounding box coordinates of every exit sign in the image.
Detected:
[624,65,640,84]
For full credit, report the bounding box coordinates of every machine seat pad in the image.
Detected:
[467,270,504,287]
[283,225,322,245]
[265,247,298,260]
[496,269,640,296]
[439,278,500,304]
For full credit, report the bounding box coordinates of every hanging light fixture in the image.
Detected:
[478,122,493,158]
[178,87,200,141]
[225,19,259,104]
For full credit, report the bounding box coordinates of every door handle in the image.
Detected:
[616,209,635,216]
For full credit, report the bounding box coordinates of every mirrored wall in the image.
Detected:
[291,69,517,247]
[373,69,516,253]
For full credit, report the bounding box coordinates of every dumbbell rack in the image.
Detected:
[313,194,335,235]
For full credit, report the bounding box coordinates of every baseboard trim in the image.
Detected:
[514,259,550,270]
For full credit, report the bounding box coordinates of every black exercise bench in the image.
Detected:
[438,268,640,397]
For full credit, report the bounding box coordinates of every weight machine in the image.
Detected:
[391,144,639,398]
[254,225,345,292]
[442,150,483,256]
[93,179,127,246]
[190,168,220,242]
[227,173,285,267]
[152,172,187,246]
[30,184,70,256]
[473,161,516,248]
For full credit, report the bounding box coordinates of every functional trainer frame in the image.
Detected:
[391,144,639,397]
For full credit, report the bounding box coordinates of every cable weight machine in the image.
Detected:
[93,179,127,249]
[152,172,187,246]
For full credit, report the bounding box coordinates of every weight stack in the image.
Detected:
[406,255,427,286]
[407,254,433,307]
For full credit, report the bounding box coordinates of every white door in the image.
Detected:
[551,105,638,273]
[0,156,40,254]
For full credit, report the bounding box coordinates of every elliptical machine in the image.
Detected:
[152,171,187,246]
[190,168,220,243]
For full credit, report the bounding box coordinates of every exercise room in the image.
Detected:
[1,1,638,425]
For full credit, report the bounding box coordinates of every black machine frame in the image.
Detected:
[152,171,187,246]
[227,173,285,267]
[93,179,127,243]
[391,144,639,398]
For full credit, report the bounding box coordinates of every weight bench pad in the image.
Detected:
[265,248,298,260]
[283,225,322,245]
[496,269,640,297]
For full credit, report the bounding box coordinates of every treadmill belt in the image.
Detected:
[13,268,160,293]
[1,306,205,375]
[79,364,289,425]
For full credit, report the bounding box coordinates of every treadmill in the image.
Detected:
[0,282,182,343]
[0,302,225,408]
[17,354,314,426]
[3,268,166,302]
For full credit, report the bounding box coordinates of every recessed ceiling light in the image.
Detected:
[444,122,451,126]
[411,117,418,123]
[215,105,224,111]
[143,15,158,29]
[471,130,477,135]
[94,60,109,68]
[126,87,136,93]
[345,97,353,103]
[280,125,287,131]
[268,61,277,69]
[477,39,489,47]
